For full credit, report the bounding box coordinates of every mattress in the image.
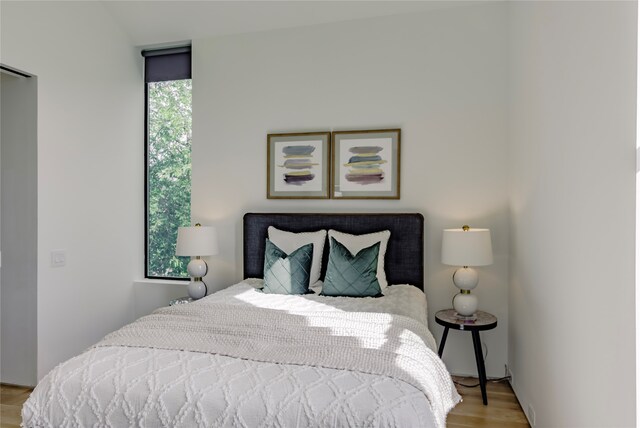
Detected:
[22,280,458,428]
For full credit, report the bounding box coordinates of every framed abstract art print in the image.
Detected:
[331,129,401,199]
[267,131,331,199]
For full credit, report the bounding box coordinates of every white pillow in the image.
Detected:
[328,229,391,289]
[267,226,327,285]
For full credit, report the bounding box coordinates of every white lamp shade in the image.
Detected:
[441,227,493,266]
[176,225,219,256]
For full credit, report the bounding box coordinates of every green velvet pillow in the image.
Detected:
[321,237,382,297]
[262,239,313,295]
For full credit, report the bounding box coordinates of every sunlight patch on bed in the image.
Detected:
[231,284,345,312]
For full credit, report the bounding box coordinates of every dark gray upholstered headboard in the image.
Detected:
[243,213,424,290]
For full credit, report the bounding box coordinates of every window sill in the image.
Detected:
[134,278,189,286]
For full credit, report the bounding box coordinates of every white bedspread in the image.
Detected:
[23,281,460,428]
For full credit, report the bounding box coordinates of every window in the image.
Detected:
[143,47,192,279]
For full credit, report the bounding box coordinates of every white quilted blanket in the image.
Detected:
[22,281,460,428]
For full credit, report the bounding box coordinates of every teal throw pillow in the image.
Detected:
[262,239,313,295]
[321,237,382,297]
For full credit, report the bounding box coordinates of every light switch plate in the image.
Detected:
[51,249,66,267]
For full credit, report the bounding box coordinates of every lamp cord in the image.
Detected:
[452,342,512,388]
[201,262,209,296]
[454,375,511,388]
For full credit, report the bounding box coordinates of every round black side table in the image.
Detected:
[435,309,497,405]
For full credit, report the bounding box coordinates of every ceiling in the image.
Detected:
[101,0,470,47]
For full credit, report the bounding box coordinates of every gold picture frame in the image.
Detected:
[267,131,331,199]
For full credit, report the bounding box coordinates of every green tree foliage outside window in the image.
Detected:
[147,79,192,278]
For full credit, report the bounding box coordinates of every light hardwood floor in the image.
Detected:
[448,376,530,428]
[2,378,529,427]
[1,384,31,428]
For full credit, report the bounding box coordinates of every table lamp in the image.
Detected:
[441,225,493,318]
[176,223,219,299]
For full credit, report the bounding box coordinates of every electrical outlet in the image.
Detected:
[528,404,536,426]
[51,249,66,268]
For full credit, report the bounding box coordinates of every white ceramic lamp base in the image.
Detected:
[187,258,208,277]
[187,280,207,300]
[452,267,479,317]
[186,259,209,300]
[452,267,479,290]
[453,292,478,317]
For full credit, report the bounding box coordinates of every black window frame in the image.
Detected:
[143,46,192,281]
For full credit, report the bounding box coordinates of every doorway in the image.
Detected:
[0,65,38,387]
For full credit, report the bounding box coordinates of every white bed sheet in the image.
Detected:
[23,281,449,428]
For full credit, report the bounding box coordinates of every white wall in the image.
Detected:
[0,1,143,379]
[0,72,38,386]
[132,279,188,319]
[191,2,510,377]
[508,1,637,426]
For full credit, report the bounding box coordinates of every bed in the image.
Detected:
[22,213,460,428]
